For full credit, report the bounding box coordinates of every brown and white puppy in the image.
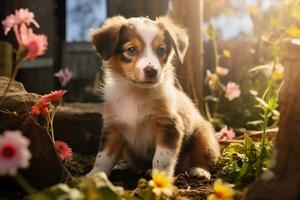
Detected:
[87,16,220,179]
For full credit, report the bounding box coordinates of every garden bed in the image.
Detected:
[66,152,214,200]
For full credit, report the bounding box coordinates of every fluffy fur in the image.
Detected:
[88,16,220,179]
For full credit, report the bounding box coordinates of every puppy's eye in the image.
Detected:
[157,46,167,57]
[126,47,137,56]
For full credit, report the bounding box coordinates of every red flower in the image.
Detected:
[54,141,73,161]
[31,98,49,116]
[17,24,48,60]
[41,90,66,107]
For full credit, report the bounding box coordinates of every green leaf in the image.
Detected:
[249,64,271,73]
[255,97,269,108]
[247,120,264,126]
[267,97,278,109]
[79,172,124,199]
[205,95,219,102]
[26,184,84,200]
[206,23,217,39]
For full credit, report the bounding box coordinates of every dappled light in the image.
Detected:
[1,0,300,200]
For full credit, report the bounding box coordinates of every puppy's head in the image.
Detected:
[91,16,188,88]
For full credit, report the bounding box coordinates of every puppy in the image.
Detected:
[88,16,220,179]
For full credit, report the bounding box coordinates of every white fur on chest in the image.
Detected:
[110,94,155,159]
[104,76,155,159]
[108,89,148,127]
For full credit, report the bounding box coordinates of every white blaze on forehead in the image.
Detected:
[129,17,159,44]
[129,18,161,72]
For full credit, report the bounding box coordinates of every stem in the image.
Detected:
[14,174,37,194]
[261,110,268,149]
[50,110,56,142]
[262,58,277,100]
[212,37,219,69]
[0,59,24,106]
[257,108,269,176]
[205,99,213,122]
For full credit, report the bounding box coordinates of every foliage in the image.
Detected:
[25,171,178,200]
[26,173,123,200]
[216,134,272,189]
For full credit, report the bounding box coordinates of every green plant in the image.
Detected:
[217,41,280,189]
[216,134,272,189]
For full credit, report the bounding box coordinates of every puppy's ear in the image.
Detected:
[157,17,189,63]
[91,16,128,60]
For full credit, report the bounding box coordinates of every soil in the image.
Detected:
[65,152,214,200]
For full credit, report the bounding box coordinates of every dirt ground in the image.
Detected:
[66,152,214,200]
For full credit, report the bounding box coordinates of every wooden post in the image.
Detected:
[0,42,12,77]
[170,0,204,112]
[245,40,300,200]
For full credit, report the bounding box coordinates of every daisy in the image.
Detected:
[225,82,241,101]
[41,90,66,107]
[2,8,39,35]
[149,169,175,197]
[17,24,48,60]
[208,179,235,200]
[215,126,236,141]
[54,141,73,161]
[0,130,31,176]
[31,98,49,116]
[54,68,73,87]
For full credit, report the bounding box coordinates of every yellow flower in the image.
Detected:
[223,49,231,58]
[286,25,300,38]
[207,179,235,200]
[149,169,175,197]
[248,5,258,15]
[274,65,284,80]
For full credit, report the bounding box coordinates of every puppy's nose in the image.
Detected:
[144,66,157,79]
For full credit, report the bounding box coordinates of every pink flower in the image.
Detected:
[2,15,16,35]
[55,141,73,161]
[2,8,39,35]
[31,98,49,116]
[41,90,66,107]
[225,82,241,101]
[17,24,48,60]
[215,126,236,141]
[0,130,31,176]
[214,0,226,6]
[54,68,73,87]
[216,66,229,76]
[205,70,219,90]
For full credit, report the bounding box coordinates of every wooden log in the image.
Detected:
[170,0,204,112]
[245,40,300,200]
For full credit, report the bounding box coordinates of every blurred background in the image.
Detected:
[0,0,288,129]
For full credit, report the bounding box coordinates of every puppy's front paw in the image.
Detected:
[189,167,211,180]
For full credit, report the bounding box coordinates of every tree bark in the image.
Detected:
[170,0,204,112]
[245,40,300,200]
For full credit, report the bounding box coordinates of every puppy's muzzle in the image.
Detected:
[144,66,158,80]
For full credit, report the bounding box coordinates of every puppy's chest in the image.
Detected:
[109,94,155,158]
[111,94,150,126]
